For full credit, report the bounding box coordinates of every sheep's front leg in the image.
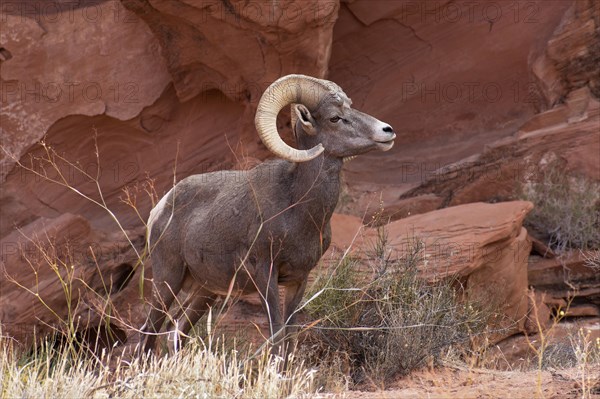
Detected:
[255,263,284,355]
[283,279,307,341]
[279,279,308,367]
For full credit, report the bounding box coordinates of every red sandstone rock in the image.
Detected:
[338,0,599,220]
[528,250,600,307]
[334,0,573,194]
[388,91,599,220]
[524,290,553,334]
[120,0,339,140]
[529,234,556,258]
[0,0,171,181]
[369,201,533,342]
[0,213,141,343]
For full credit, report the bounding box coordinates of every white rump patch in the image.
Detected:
[147,187,174,248]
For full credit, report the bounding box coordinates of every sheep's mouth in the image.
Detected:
[374,141,394,152]
[376,138,395,144]
[374,135,396,150]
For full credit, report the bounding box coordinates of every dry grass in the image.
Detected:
[0,327,317,398]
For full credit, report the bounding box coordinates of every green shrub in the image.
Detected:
[303,231,490,389]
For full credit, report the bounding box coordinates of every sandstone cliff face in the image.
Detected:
[0,0,338,238]
[342,0,599,217]
[1,0,598,353]
[0,1,171,181]
[333,0,573,191]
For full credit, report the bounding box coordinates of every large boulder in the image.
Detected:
[357,201,533,342]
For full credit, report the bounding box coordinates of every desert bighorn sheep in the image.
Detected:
[142,74,395,353]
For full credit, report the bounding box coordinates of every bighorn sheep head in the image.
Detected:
[255,74,396,162]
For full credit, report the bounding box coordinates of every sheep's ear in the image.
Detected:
[293,104,317,136]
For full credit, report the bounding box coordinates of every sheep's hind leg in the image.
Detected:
[141,259,186,354]
[164,287,217,351]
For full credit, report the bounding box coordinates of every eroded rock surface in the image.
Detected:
[0,213,142,343]
[0,0,171,181]
[356,201,533,343]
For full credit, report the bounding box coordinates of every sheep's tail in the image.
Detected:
[139,186,176,299]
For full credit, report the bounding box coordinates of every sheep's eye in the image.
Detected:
[330,116,341,123]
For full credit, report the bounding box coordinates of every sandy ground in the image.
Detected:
[324,366,600,399]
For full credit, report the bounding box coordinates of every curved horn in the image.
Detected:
[255,74,340,162]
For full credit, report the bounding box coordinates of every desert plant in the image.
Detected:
[524,292,573,397]
[303,231,490,389]
[540,325,600,398]
[541,341,578,370]
[582,250,600,271]
[521,160,600,252]
[570,327,600,398]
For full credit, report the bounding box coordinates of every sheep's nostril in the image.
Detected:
[383,125,394,133]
